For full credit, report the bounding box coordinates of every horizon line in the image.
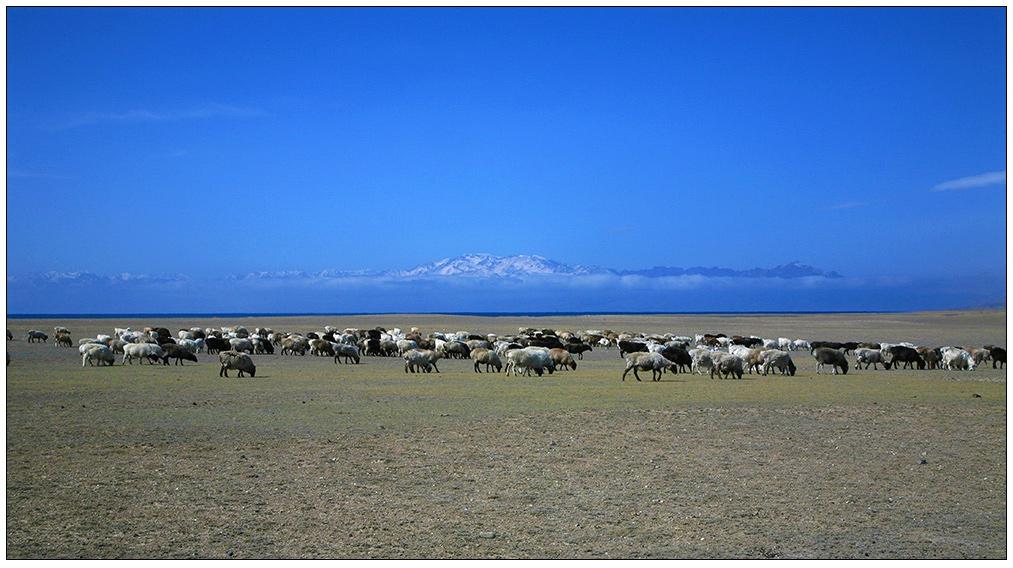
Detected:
[9,308,1005,321]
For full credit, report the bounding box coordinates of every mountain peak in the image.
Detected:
[396,253,613,277]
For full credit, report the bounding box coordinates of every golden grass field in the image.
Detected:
[6,311,1007,559]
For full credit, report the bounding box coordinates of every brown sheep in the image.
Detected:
[547,348,577,371]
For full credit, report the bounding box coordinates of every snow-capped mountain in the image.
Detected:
[394,253,614,278]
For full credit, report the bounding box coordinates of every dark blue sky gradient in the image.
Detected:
[6,8,1006,312]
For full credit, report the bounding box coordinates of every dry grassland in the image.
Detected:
[6,311,1007,559]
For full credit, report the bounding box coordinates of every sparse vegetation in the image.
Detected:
[6,311,1006,559]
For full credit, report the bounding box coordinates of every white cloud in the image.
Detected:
[931,171,1006,192]
[51,103,268,129]
[7,170,66,179]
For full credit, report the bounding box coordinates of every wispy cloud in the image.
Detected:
[7,170,66,179]
[931,171,1006,192]
[816,200,873,212]
[49,103,268,129]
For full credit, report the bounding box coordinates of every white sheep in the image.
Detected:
[942,347,976,371]
[333,343,360,364]
[123,343,164,365]
[504,348,553,377]
[689,348,715,375]
[854,348,890,370]
[82,345,116,367]
[228,338,254,354]
[403,349,433,373]
[397,339,419,356]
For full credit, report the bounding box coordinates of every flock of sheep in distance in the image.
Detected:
[10,323,1007,382]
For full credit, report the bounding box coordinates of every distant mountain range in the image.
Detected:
[10,255,845,285]
[7,270,190,286]
[229,253,844,280]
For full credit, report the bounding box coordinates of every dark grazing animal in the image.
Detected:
[989,346,1006,368]
[888,345,925,370]
[814,348,848,375]
[161,343,198,365]
[618,340,649,358]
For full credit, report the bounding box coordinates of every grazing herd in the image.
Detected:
[6,324,1006,384]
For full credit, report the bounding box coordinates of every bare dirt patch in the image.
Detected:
[6,311,1006,559]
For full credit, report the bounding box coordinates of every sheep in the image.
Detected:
[176,339,200,353]
[420,349,444,372]
[229,338,254,354]
[54,333,73,347]
[854,348,891,370]
[379,339,399,356]
[621,352,675,382]
[281,336,309,356]
[917,346,942,369]
[440,341,471,359]
[494,341,523,357]
[466,339,491,352]
[563,342,593,360]
[54,326,71,336]
[966,347,990,368]
[7,329,13,341]
[710,352,744,380]
[205,336,230,354]
[309,338,335,357]
[219,350,256,377]
[107,339,127,355]
[161,343,199,365]
[886,345,924,370]
[814,348,848,375]
[761,349,796,376]
[545,348,577,371]
[81,345,116,367]
[470,348,503,373]
[397,339,420,356]
[988,346,1005,369]
[744,349,766,374]
[333,343,361,364]
[689,348,715,375]
[941,348,976,371]
[660,344,692,373]
[792,340,811,352]
[26,330,48,343]
[122,343,164,365]
[505,348,552,377]
[618,340,649,358]
[251,337,273,354]
[403,349,433,373]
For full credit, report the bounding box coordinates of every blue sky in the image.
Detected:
[6,7,1007,313]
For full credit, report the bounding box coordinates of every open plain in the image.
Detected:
[6,311,1007,559]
